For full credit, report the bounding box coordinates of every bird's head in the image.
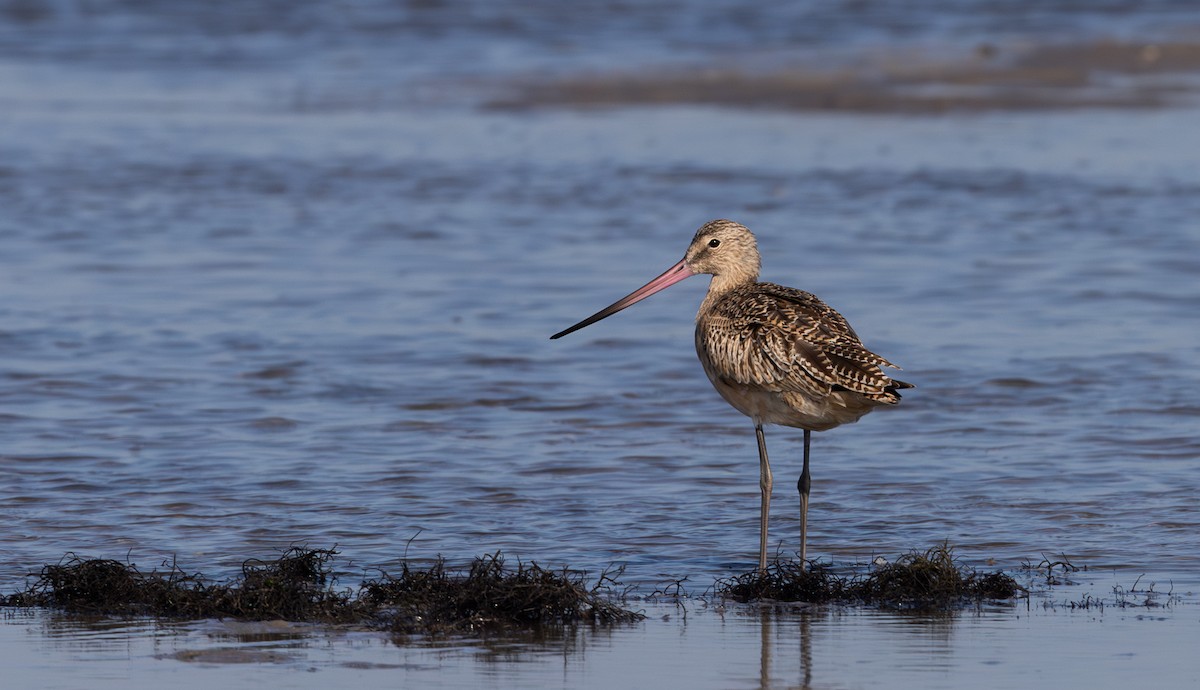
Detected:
[684,219,761,284]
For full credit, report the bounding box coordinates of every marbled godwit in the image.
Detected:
[551,219,911,572]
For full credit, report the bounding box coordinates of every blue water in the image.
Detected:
[4,103,1197,585]
[1,2,1199,687]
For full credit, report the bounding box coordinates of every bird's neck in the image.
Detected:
[698,272,757,317]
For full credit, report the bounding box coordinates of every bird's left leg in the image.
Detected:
[797,429,811,572]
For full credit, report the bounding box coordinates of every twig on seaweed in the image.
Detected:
[402,530,423,562]
[1067,593,1102,611]
[648,576,691,601]
[647,575,693,619]
[1129,574,1145,593]
[1113,574,1176,609]
[1027,552,1080,586]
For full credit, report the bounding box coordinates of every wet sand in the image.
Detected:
[492,37,1200,112]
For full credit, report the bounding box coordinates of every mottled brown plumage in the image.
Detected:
[551,219,911,572]
[698,282,907,427]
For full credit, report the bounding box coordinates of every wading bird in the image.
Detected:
[551,219,911,572]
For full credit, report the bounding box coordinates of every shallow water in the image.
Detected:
[3,83,1198,591]
[2,1,1200,687]
[3,594,1198,690]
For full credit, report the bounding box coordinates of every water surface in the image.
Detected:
[3,99,1197,589]
[3,597,1198,689]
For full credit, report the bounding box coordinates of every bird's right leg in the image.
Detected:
[755,421,772,573]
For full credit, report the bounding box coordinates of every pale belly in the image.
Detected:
[701,366,880,431]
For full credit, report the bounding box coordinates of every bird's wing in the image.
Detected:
[698,283,903,398]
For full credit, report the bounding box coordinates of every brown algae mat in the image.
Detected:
[716,544,1024,609]
[2,544,1027,629]
[1,547,642,634]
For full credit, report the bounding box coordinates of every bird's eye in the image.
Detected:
[708,239,721,248]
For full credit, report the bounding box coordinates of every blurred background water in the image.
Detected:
[1,2,1199,686]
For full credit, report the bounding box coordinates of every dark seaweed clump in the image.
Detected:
[361,553,637,633]
[718,544,1023,609]
[1,547,642,634]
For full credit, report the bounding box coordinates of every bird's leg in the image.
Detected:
[797,429,811,572]
[755,422,772,573]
